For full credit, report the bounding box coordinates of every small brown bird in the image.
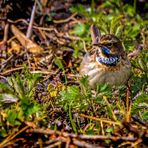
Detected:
[80,25,131,88]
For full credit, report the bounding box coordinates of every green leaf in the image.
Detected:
[142,111,148,120]
[74,23,86,36]
[110,15,123,34]
[0,83,13,93]
[54,57,64,71]
[7,110,21,125]
[69,105,77,134]
[123,4,135,17]
[70,4,87,16]
[132,93,148,116]
[106,127,114,133]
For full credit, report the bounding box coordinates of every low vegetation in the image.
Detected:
[0,0,147,147]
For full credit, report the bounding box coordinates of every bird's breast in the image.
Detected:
[80,55,131,88]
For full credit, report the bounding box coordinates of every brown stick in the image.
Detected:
[26,0,37,38]
[27,128,137,142]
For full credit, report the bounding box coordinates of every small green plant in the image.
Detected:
[132,93,148,121]
[0,69,45,139]
[57,76,113,114]
[58,85,88,112]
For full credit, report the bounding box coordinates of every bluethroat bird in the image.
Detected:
[80,25,131,88]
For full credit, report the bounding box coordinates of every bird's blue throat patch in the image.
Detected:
[96,56,119,66]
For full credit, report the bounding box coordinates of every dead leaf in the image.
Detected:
[11,25,44,54]
[8,40,21,54]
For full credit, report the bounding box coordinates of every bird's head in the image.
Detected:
[90,25,125,66]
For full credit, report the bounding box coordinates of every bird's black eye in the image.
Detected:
[107,43,113,47]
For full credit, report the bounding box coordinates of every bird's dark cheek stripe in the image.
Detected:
[96,56,119,66]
